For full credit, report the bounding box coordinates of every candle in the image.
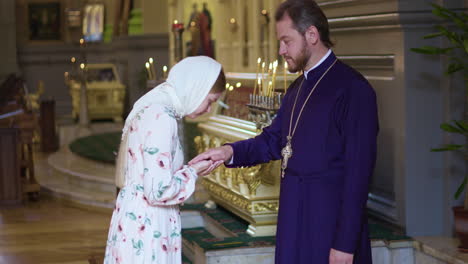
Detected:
[254,57,261,95]
[172,20,184,30]
[149,57,156,80]
[261,62,266,96]
[163,65,168,79]
[272,60,278,95]
[268,81,273,97]
[79,63,85,83]
[257,78,262,97]
[145,62,153,80]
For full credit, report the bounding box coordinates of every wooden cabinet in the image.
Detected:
[0,128,22,205]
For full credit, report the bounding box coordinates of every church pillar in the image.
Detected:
[322,0,467,236]
[0,0,18,78]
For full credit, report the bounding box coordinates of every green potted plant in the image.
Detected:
[411,3,468,249]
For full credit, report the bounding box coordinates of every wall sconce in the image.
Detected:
[260,9,270,26]
[229,17,238,32]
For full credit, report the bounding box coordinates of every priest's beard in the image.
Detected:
[285,37,311,73]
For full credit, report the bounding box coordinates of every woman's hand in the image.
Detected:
[190,160,214,175]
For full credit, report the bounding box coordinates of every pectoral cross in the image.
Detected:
[281,136,293,178]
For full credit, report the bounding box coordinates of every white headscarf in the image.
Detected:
[115,56,222,188]
[122,56,222,136]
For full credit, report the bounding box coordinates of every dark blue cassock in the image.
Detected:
[227,52,378,263]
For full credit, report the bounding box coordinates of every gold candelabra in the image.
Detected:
[247,58,288,130]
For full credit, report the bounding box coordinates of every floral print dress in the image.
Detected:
[104,104,198,264]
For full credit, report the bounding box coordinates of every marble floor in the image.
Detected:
[0,196,112,264]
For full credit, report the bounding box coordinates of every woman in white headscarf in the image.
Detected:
[104,56,225,264]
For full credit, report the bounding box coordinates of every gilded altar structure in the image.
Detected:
[195,115,282,236]
[68,63,125,122]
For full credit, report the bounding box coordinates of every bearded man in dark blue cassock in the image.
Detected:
[190,1,378,263]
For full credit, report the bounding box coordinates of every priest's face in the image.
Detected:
[187,92,222,119]
[276,14,312,73]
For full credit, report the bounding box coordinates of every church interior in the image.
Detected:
[0,0,467,263]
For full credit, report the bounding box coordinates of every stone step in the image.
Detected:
[35,146,116,210]
[180,204,416,264]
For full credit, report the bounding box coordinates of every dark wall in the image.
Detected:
[17,34,169,117]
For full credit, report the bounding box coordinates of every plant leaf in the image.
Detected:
[431,3,456,18]
[446,62,464,74]
[464,39,468,55]
[454,176,468,199]
[431,144,463,152]
[411,46,452,55]
[423,32,444,39]
[452,15,468,31]
[440,123,465,133]
[431,4,451,19]
[454,120,468,133]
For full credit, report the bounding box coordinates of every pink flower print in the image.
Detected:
[112,247,122,264]
[139,144,144,155]
[155,113,162,120]
[179,196,185,202]
[128,148,137,163]
[170,237,181,252]
[118,220,124,232]
[138,224,146,235]
[143,195,150,206]
[161,237,169,253]
[146,131,152,138]
[155,152,171,170]
[181,171,190,184]
[130,119,138,133]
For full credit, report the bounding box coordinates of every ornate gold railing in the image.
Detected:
[195,115,280,236]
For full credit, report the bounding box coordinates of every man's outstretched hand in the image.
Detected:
[189,145,234,176]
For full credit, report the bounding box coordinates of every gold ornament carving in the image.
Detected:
[253,202,279,213]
